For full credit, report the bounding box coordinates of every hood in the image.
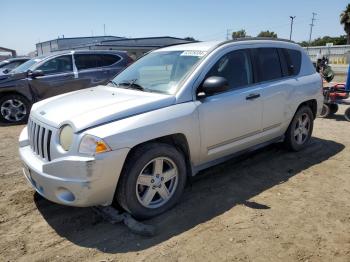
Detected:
[31,85,176,132]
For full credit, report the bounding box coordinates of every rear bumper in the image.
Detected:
[19,127,129,207]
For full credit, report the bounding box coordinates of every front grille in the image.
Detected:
[27,118,52,161]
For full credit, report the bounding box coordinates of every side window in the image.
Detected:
[206,49,253,90]
[99,54,121,67]
[283,49,302,76]
[75,54,102,70]
[37,55,73,75]
[255,48,282,82]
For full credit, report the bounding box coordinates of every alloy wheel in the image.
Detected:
[0,99,27,122]
[293,113,310,145]
[135,157,179,209]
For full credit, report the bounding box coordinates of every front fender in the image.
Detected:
[84,102,201,166]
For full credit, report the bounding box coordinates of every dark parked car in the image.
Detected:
[0,57,30,75]
[0,50,132,123]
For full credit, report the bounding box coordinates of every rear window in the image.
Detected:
[283,49,302,76]
[75,54,100,70]
[99,54,121,67]
[75,54,121,70]
[255,48,282,82]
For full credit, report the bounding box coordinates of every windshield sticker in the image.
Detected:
[180,50,207,57]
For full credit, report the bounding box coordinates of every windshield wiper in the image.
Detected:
[116,79,146,91]
[107,80,118,87]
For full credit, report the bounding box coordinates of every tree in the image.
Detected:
[257,30,277,38]
[184,37,196,41]
[340,4,350,44]
[231,29,246,39]
[299,35,347,47]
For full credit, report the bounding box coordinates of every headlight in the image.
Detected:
[59,125,74,151]
[79,135,111,155]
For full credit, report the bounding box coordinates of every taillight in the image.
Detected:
[127,57,134,66]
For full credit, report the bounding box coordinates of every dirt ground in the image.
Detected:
[0,106,349,262]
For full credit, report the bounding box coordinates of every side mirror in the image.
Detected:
[199,76,229,97]
[28,70,44,78]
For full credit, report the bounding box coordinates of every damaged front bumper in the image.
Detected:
[19,127,129,207]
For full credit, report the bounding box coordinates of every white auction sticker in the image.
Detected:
[180,50,207,57]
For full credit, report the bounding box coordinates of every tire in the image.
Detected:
[284,106,314,151]
[319,103,330,118]
[0,94,31,124]
[345,107,350,122]
[329,104,339,115]
[115,142,187,219]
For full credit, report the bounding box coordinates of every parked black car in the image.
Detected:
[0,50,133,123]
[0,57,30,75]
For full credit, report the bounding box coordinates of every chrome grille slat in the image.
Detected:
[30,120,35,149]
[27,117,53,162]
[36,125,41,155]
[43,129,49,160]
[33,123,38,153]
[38,127,43,157]
[27,120,32,148]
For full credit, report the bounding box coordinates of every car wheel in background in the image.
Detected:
[319,103,330,118]
[0,94,30,124]
[329,104,339,115]
[115,143,187,219]
[284,106,314,151]
[344,107,350,122]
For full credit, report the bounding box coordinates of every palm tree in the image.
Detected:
[340,4,350,44]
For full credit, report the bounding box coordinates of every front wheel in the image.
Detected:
[284,106,314,151]
[0,94,30,123]
[115,143,187,219]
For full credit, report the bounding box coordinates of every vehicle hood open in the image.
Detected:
[31,85,176,132]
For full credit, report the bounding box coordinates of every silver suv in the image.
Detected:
[19,39,323,219]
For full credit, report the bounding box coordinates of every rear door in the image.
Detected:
[29,55,78,99]
[252,47,294,135]
[74,54,108,87]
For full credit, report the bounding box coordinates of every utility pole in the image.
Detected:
[308,12,317,46]
[289,16,296,40]
[226,29,231,40]
[103,24,106,36]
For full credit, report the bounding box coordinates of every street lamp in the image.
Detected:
[289,16,296,40]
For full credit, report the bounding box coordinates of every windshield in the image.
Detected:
[111,51,206,94]
[11,58,43,74]
[0,61,9,68]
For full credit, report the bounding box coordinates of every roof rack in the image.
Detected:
[227,37,296,44]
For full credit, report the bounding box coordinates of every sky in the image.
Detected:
[2,0,349,55]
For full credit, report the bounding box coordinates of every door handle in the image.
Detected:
[246,93,260,100]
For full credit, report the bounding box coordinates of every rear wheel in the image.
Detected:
[284,106,314,151]
[115,143,187,219]
[0,94,30,123]
[329,104,339,115]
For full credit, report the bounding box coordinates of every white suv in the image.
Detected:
[19,39,323,219]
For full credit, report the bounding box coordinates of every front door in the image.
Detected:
[197,49,263,163]
[29,55,78,100]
